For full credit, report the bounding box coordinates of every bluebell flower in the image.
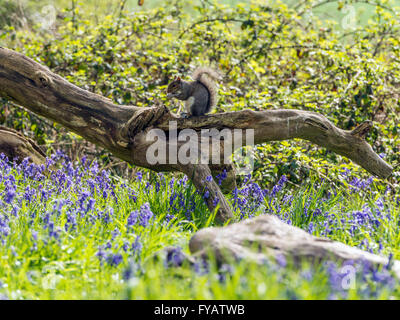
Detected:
[96,246,106,262]
[275,253,287,268]
[212,196,219,206]
[165,214,175,223]
[111,228,121,240]
[127,210,139,227]
[4,188,16,204]
[139,203,153,227]
[131,236,142,254]
[128,188,137,202]
[193,259,209,276]
[308,222,315,234]
[122,260,140,281]
[165,247,186,268]
[122,241,130,252]
[217,263,234,282]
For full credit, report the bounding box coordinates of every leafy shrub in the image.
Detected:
[0,0,399,189]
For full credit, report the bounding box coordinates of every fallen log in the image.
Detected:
[189,214,400,277]
[0,125,45,164]
[0,47,393,223]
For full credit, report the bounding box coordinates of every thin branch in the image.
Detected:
[178,18,245,39]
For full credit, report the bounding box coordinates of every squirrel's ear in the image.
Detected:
[176,76,181,82]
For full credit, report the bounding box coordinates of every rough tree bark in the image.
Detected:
[0,47,393,223]
[0,125,45,164]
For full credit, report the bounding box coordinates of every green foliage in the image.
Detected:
[0,1,24,29]
[1,0,399,187]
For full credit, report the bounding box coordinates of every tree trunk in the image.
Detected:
[0,47,393,223]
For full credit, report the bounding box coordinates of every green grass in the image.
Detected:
[0,155,399,299]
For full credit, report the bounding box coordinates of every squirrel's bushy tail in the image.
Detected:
[192,67,222,81]
[192,67,222,112]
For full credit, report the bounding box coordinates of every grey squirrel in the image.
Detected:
[166,67,221,117]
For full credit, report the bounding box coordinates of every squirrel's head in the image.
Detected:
[167,76,183,99]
